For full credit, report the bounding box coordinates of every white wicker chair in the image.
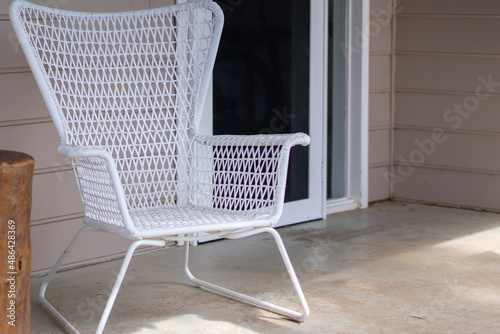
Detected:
[10,0,310,332]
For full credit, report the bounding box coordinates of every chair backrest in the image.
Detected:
[11,0,223,210]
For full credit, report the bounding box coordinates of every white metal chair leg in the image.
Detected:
[39,227,165,334]
[183,227,310,322]
[95,239,165,334]
[39,226,94,334]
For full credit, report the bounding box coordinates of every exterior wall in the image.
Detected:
[368,0,394,202]
[1,0,175,275]
[393,0,500,211]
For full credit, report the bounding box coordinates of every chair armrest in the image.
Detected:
[191,133,310,224]
[194,132,310,148]
[58,144,138,238]
[58,144,112,160]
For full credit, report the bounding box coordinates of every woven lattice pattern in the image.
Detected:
[190,135,296,213]
[130,206,272,230]
[13,0,309,239]
[73,156,123,228]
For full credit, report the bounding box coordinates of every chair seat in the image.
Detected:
[129,205,275,238]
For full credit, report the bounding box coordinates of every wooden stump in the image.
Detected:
[0,150,34,333]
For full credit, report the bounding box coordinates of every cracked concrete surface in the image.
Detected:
[30,202,500,333]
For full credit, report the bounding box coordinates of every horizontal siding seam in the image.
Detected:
[370,14,393,19]
[370,88,391,94]
[0,117,53,127]
[396,51,500,59]
[370,51,392,56]
[398,13,500,19]
[392,162,500,176]
[394,125,500,137]
[30,245,176,277]
[0,67,32,74]
[31,212,85,227]
[34,165,73,176]
[395,88,500,98]
[370,53,392,58]
[369,162,390,169]
[30,252,130,277]
[370,125,391,131]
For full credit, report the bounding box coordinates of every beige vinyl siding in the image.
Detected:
[0,0,175,275]
[31,218,132,274]
[394,0,500,16]
[368,0,395,202]
[394,0,500,211]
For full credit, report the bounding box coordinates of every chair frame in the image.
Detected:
[10,0,310,333]
[40,226,309,334]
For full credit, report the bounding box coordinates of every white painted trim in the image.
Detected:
[347,0,369,209]
[326,197,359,215]
[359,0,370,209]
[277,0,326,225]
[321,1,329,220]
[325,0,369,211]
[389,0,397,200]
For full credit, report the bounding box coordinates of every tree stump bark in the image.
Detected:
[0,150,34,333]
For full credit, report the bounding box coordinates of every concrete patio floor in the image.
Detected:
[30,201,500,333]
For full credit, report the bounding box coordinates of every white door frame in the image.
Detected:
[200,0,325,227]
[276,0,324,226]
[193,0,370,222]
[326,0,369,215]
